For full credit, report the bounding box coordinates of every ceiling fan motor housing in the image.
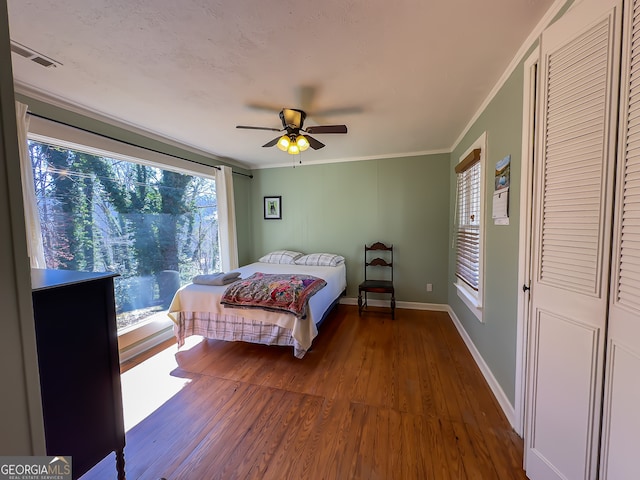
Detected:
[280,108,306,129]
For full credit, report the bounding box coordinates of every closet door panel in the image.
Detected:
[525,0,622,479]
[529,310,601,479]
[600,344,640,478]
[601,0,640,477]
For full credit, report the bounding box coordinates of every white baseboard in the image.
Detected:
[339,296,517,430]
[339,296,449,312]
[446,306,516,428]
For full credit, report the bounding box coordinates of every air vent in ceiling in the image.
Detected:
[10,40,62,68]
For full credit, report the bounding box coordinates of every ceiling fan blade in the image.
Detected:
[262,137,280,148]
[298,85,317,113]
[305,135,325,150]
[236,125,282,132]
[246,102,282,113]
[311,106,363,117]
[304,125,348,134]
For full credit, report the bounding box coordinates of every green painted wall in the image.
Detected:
[448,58,528,406]
[13,95,254,266]
[249,154,450,303]
[444,0,575,409]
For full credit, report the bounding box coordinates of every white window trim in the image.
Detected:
[455,281,483,318]
[28,115,218,180]
[27,115,217,354]
[455,132,487,322]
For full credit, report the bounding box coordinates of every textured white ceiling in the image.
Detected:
[7,0,556,169]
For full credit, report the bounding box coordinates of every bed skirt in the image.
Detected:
[173,311,309,358]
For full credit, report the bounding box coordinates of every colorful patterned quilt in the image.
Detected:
[220,272,327,318]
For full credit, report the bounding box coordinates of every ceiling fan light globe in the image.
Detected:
[288,144,300,155]
[296,135,310,151]
[277,135,290,151]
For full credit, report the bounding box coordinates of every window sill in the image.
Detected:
[118,311,173,351]
[455,282,483,323]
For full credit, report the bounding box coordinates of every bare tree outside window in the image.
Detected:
[28,140,220,331]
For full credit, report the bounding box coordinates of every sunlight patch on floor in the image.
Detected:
[120,336,203,430]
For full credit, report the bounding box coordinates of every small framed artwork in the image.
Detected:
[264,196,282,220]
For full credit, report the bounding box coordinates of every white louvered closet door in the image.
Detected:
[600,0,640,477]
[525,0,622,479]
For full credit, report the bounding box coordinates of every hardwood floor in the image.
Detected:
[81,305,527,480]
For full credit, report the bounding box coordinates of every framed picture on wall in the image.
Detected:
[264,196,282,220]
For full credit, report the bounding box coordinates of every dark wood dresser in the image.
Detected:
[31,269,126,480]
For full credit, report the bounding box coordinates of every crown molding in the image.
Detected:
[249,147,452,170]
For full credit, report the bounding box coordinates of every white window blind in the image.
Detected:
[456,149,482,291]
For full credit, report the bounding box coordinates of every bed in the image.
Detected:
[168,253,347,358]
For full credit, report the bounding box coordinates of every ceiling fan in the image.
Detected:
[236,108,347,155]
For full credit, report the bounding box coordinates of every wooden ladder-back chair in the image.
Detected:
[358,242,395,319]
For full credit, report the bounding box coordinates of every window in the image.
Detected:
[26,117,222,355]
[28,139,220,331]
[454,133,486,321]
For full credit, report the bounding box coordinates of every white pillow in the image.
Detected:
[258,250,304,264]
[294,253,345,267]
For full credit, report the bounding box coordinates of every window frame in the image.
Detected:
[27,115,220,359]
[454,132,486,322]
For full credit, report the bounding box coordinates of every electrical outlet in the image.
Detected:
[426,283,433,292]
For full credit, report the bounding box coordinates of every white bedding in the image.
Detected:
[168,262,346,357]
